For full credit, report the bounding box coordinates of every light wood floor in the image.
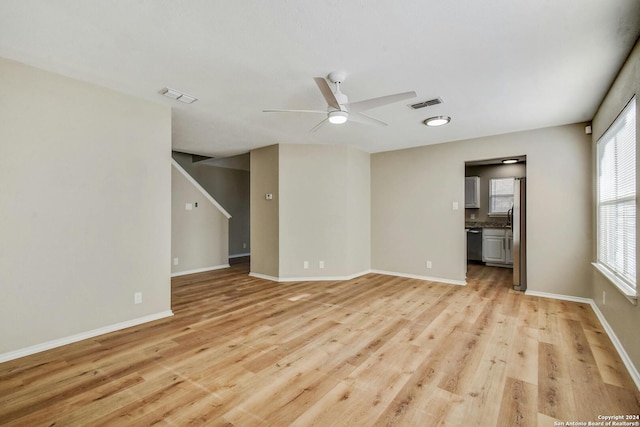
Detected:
[1,263,638,426]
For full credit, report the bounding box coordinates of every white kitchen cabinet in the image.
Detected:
[465,176,480,208]
[483,232,505,263]
[482,228,513,266]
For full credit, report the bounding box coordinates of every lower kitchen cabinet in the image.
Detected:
[483,233,505,263]
[482,228,513,266]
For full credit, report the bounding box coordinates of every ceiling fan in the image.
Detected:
[263,71,417,132]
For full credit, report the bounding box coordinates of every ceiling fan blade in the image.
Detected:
[263,109,327,114]
[313,77,341,110]
[309,117,329,133]
[347,91,417,113]
[350,112,388,127]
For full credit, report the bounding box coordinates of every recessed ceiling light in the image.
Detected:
[424,116,451,127]
[160,87,198,104]
[328,110,348,124]
[502,159,518,164]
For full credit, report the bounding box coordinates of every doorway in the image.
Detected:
[464,156,527,291]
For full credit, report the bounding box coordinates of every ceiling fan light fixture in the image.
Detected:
[328,110,348,124]
[424,116,451,127]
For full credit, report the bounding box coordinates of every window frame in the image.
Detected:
[488,177,515,217]
[593,95,637,301]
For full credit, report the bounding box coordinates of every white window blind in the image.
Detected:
[489,177,514,215]
[596,96,636,294]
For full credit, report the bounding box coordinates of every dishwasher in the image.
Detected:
[466,227,483,262]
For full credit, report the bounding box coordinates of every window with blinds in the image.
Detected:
[596,96,636,295]
[489,177,515,215]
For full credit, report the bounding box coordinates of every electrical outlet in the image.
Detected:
[319,260,325,269]
[602,291,606,305]
[303,261,309,269]
[470,213,476,220]
[426,260,432,269]
[243,243,247,249]
[134,292,142,304]
[173,258,179,266]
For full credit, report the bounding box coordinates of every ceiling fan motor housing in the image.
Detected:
[327,71,346,84]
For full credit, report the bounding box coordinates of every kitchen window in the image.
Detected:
[594,96,636,298]
[488,177,514,216]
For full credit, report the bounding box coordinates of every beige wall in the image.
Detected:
[171,165,229,274]
[591,40,640,372]
[372,123,592,296]
[346,147,372,274]
[172,151,194,174]
[172,152,250,257]
[250,145,279,277]
[278,144,370,278]
[192,163,250,257]
[0,58,171,354]
[465,163,527,223]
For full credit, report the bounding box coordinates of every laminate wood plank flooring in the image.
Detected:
[1,263,638,426]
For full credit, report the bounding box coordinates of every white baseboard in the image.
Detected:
[0,310,174,364]
[526,290,640,391]
[229,253,250,259]
[249,272,280,281]
[590,301,640,391]
[277,270,372,282]
[524,290,591,304]
[371,269,466,286]
[249,269,466,286]
[249,270,372,282]
[171,264,230,277]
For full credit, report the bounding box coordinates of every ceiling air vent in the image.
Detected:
[409,97,443,110]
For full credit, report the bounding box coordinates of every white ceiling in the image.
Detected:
[1,1,639,157]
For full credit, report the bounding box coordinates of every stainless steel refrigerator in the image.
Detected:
[512,177,527,291]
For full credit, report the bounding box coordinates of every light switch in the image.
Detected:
[186,203,193,211]
[452,201,459,210]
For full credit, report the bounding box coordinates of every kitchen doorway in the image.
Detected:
[464,156,527,291]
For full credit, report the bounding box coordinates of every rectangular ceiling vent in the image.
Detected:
[160,87,198,104]
[409,97,443,110]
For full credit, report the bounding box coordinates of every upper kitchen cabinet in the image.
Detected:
[465,176,480,208]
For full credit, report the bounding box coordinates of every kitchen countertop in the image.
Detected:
[465,221,511,229]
